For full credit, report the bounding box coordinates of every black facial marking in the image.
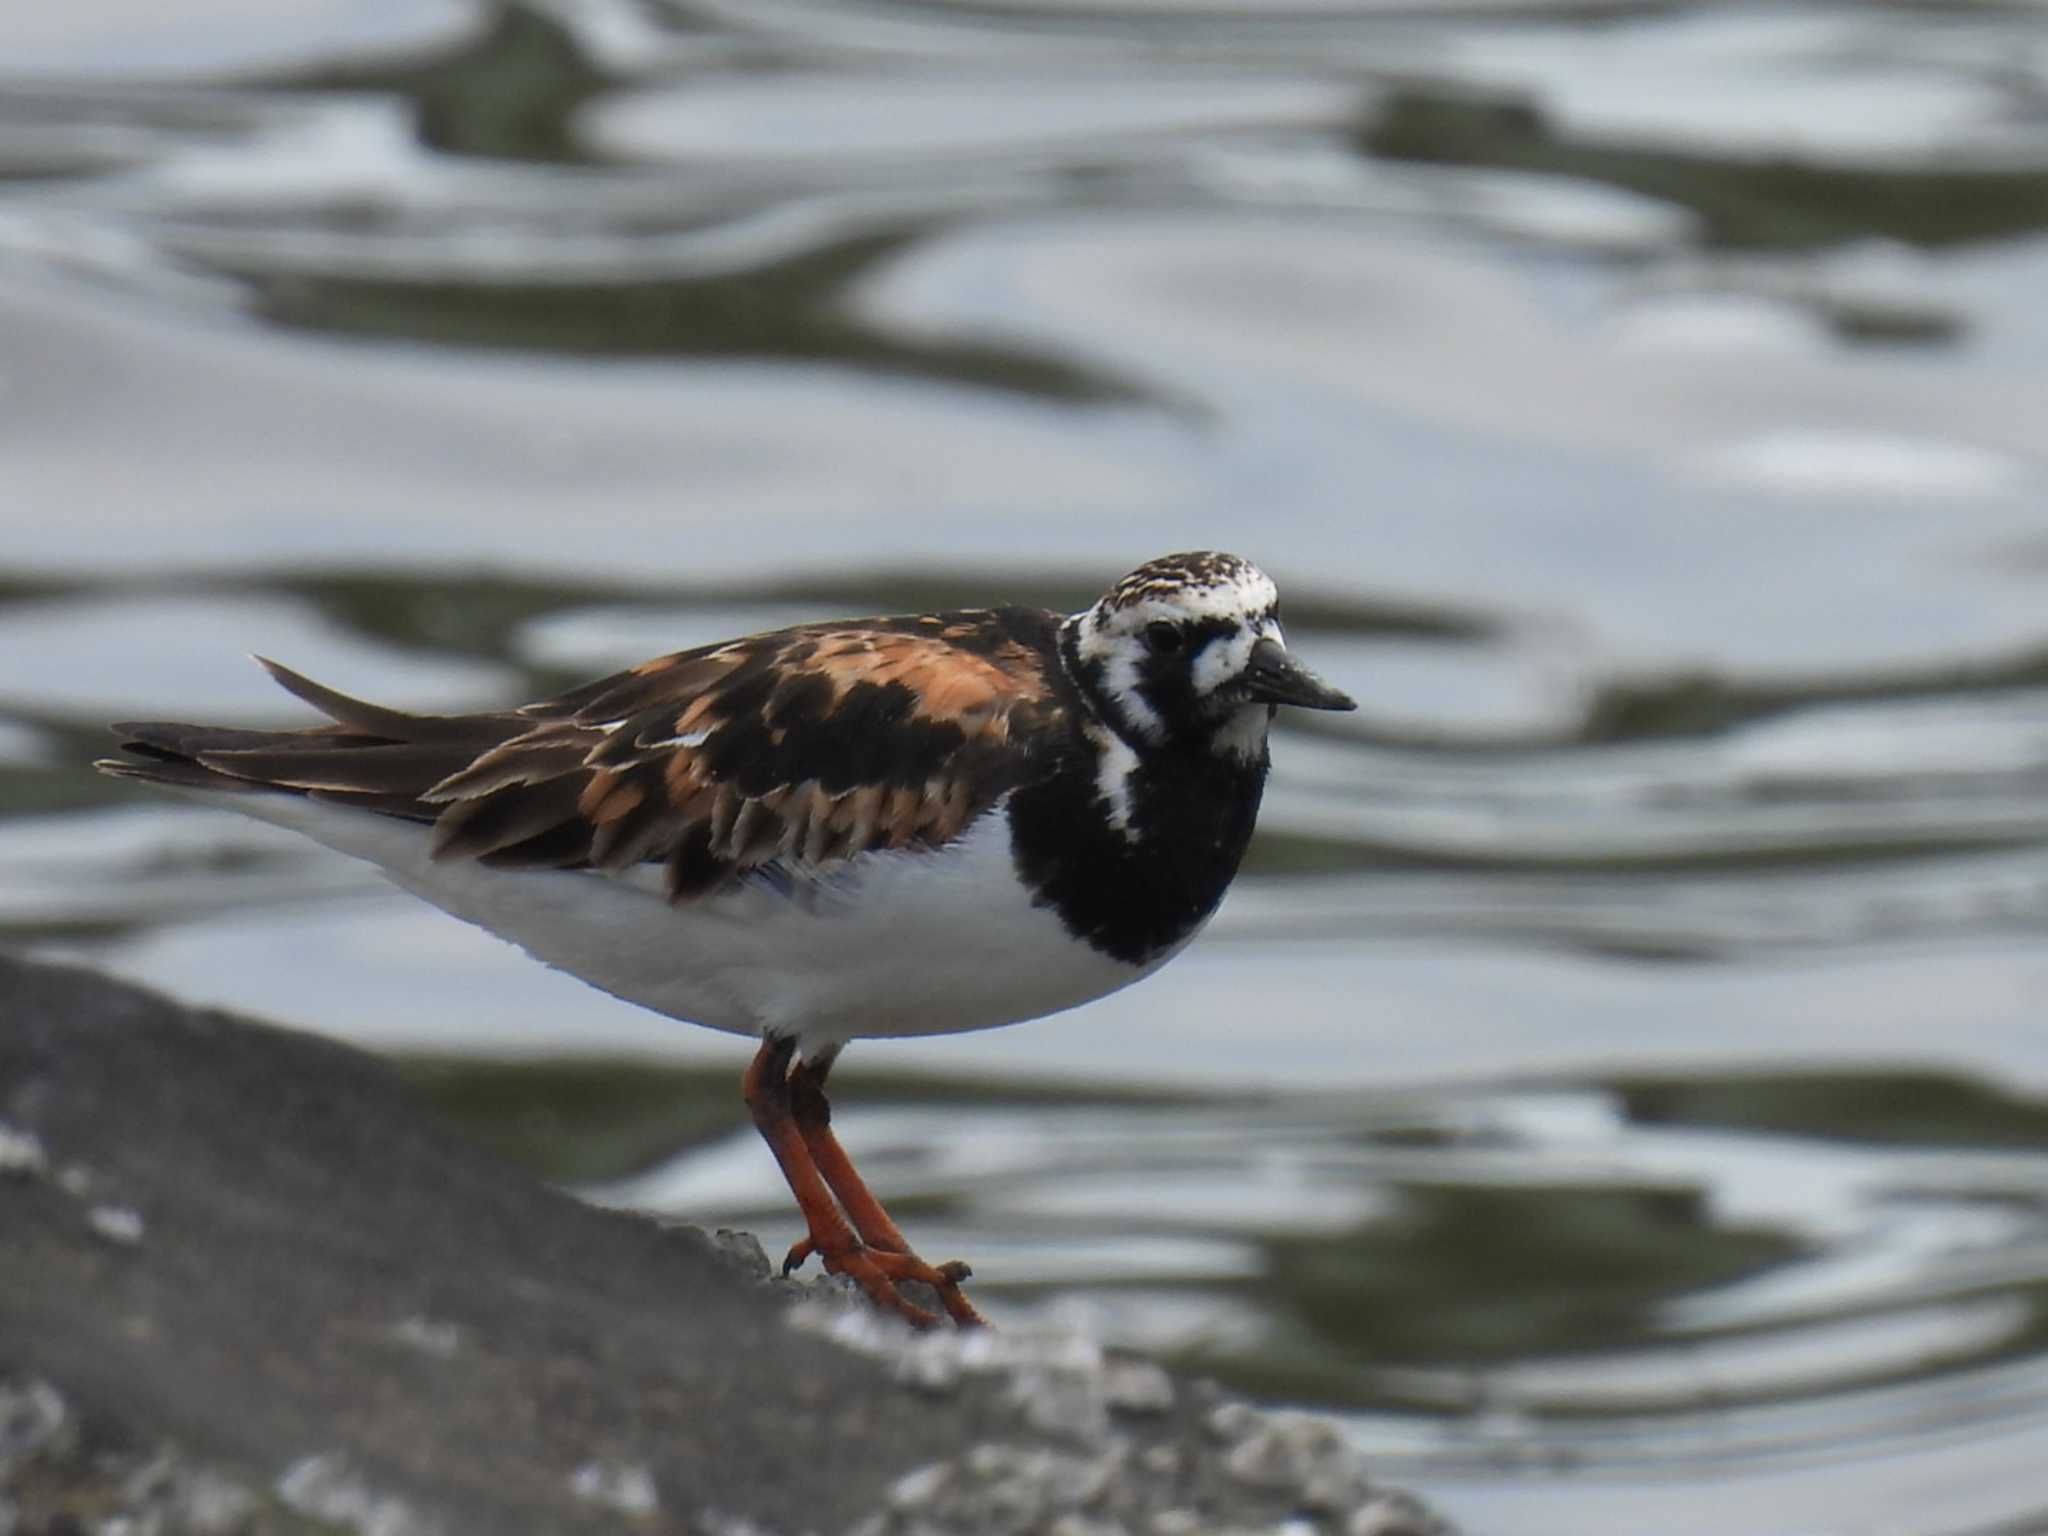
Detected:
[1132,615,1248,743]
[1012,617,1271,964]
[1007,736,1266,965]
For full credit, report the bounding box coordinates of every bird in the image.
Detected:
[97,551,1356,1328]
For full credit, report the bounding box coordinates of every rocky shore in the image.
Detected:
[0,953,1447,1535]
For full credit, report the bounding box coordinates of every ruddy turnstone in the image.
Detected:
[98,551,1354,1327]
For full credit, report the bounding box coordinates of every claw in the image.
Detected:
[817,1243,987,1329]
[777,1199,979,1322]
[821,1246,945,1328]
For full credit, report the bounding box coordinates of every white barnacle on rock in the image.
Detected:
[791,1294,906,1354]
[1101,1359,1174,1416]
[277,1450,444,1536]
[1010,1357,1111,1443]
[789,1281,1442,1536]
[0,1378,69,1477]
[697,1514,781,1536]
[86,1204,145,1246]
[1219,1410,1368,1511]
[173,1466,263,1534]
[119,1449,260,1535]
[389,1316,461,1360]
[0,1122,48,1179]
[569,1459,660,1518]
[1138,1443,1180,1478]
[895,1331,967,1396]
[824,1309,1118,1445]
[1045,1514,1130,1536]
[1204,1400,1266,1442]
[1347,1493,1447,1536]
[885,1462,952,1512]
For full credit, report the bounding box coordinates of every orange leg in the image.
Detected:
[743,1037,982,1329]
[786,1048,984,1328]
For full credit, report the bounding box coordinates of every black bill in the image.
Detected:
[1239,637,1357,711]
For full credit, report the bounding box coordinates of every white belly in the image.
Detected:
[206,791,1176,1050]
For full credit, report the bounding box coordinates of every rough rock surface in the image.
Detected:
[0,952,1450,1535]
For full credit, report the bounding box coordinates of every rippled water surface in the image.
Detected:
[5,3,2048,1531]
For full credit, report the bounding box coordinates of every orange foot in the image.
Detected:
[745,1035,987,1330]
[785,1236,982,1328]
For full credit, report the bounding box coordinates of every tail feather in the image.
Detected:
[97,721,380,796]
[95,663,521,824]
[95,748,272,796]
[110,721,370,757]
[188,741,493,797]
[254,657,498,745]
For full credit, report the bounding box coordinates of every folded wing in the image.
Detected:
[99,614,1060,902]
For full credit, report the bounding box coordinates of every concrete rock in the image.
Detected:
[0,954,1452,1536]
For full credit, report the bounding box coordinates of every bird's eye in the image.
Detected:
[1144,621,1184,656]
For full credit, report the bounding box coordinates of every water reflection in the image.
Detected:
[4,0,2048,1531]
[547,1053,2048,1524]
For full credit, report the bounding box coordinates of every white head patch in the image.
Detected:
[1069,552,1283,749]
[1084,721,1141,835]
[1096,553,1279,628]
[1190,618,1284,698]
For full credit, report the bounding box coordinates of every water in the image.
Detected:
[4,3,2048,1530]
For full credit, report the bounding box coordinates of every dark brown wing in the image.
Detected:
[99,610,1065,902]
[99,659,524,821]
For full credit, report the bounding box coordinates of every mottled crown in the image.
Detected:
[1096,552,1278,623]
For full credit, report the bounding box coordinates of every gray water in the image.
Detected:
[5,3,2048,1531]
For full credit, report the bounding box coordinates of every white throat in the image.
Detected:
[1211,703,1273,763]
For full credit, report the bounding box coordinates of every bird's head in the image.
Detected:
[1063,551,1355,759]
